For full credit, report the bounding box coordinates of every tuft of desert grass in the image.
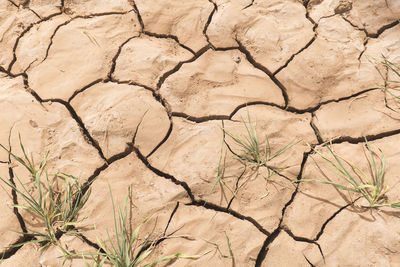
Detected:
[85,185,199,267]
[295,138,400,208]
[377,57,400,109]
[210,141,237,204]
[0,135,90,259]
[223,111,299,178]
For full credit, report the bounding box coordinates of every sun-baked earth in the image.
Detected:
[0,0,400,266]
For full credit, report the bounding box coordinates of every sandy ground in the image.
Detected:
[0,0,400,266]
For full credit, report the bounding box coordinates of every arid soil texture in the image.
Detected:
[0,0,400,266]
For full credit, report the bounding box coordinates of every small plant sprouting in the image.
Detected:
[0,135,90,255]
[88,185,198,267]
[210,141,236,204]
[378,57,400,108]
[203,232,235,267]
[223,111,299,177]
[295,138,400,209]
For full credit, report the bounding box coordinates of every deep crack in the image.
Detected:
[68,79,104,102]
[107,35,140,80]
[254,148,314,266]
[330,129,400,145]
[313,202,354,241]
[203,0,218,49]
[188,200,271,236]
[273,1,318,76]
[286,87,380,114]
[42,10,135,64]
[254,228,280,267]
[43,99,108,162]
[310,113,324,144]
[235,39,289,108]
[8,12,62,73]
[143,31,196,55]
[156,45,210,90]
[130,0,144,31]
[341,15,399,39]
[283,228,324,260]
[163,202,180,236]
[133,146,195,201]
[273,34,317,76]
[243,0,254,10]
[134,144,273,237]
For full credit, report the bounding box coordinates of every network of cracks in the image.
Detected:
[0,0,400,266]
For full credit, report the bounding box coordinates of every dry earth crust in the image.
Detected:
[0,0,400,266]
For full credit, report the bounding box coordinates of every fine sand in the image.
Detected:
[0,0,400,266]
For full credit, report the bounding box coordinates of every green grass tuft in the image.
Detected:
[295,138,400,208]
[88,185,199,267]
[224,111,299,177]
[378,57,400,107]
[0,135,90,256]
[210,141,236,204]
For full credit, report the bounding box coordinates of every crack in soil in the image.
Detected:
[310,113,324,144]
[358,37,369,62]
[146,119,173,158]
[372,20,400,38]
[7,0,42,19]
[243,0,255,10]
[226,165,247,210]
[7,12,62,74]
[133,145,195,201]
[156,45,211,90]
[313,202,354,241]
[273,2,319,76]
[341,15,400,39]
[188,200,271,236]
[0,129,34,259]
[235,39,289,108]
[41,98,108,162]
[143,31,196,55]
[60,0,64,12]
[172,112,230,123]
[286,87,380,114]
[170,87,379,125]
[203,0,218,49]
[7,127,28,231]
[67,79,104,102]
[0,235,34,260]
[254,148,325,266]
[272,33,317,76]
[28,8,42,20]
[282,227,324,260]
[42,10,135,65]
[3,2,400,264]
[133,144,274,237]
[254,228,280,267]
[330,128,400,144]
[107,35,140,80]
[6,0,18,8]
[163,202,180,236]
[304,255,316,267]
[76,232,102,251]
[109,78,155,92]
[130,0,144,31]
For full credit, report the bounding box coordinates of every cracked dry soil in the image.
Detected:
[0,0,400,266]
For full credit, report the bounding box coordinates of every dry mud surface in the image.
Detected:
[0,0,400,266]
